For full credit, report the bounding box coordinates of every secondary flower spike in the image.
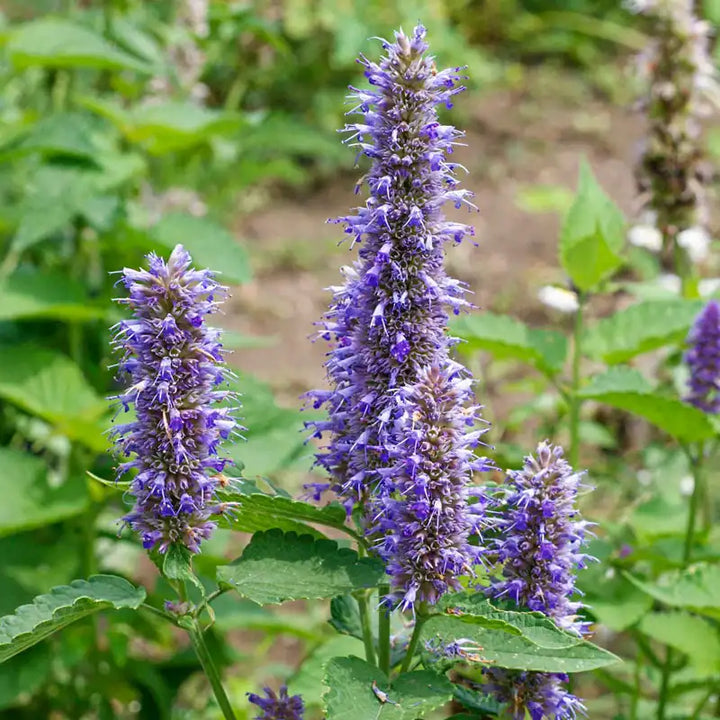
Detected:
[111,245,238,553]
[307,24,480,510]
[482,442,592,719]
[248,686,304,720]
[685,299,720,413]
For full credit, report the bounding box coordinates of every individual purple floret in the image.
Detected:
[481,442,593,719]
[372,365,492,610]
[110,244,238,554]
[248,686,304,720]
[685,299,720,413]
[306,23,477,511]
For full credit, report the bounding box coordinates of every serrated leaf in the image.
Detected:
[638,612,720,672]
[423,614,619,673]
[437,594,580,649]
[0,448,88,537]
[217,486,347,539]
[579,367,716,442]
[451,312,568,374]
[626,564,720,618]
[0,270,104,322]
[0,575,145,663]
[7,18,151,73]
[162,544,203,593]
[216,530,384,605]
[559,161,625,291]
[323,656,453,720]
[583,299,705,363]
[0,345,107,449]
[151,213,250,285]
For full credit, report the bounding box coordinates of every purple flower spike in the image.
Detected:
[372,365,492,611]
[685,300,720,413]
[111,245,239,554]
[482,442,593,719]
[305,24,492,610]
[248,686,304,720]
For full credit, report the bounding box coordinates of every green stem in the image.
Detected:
[399,613,426,674]
[356,593,377,667]
[378,585,391,676]
[682,444,704,565]
[630,646,641,720]
[188,620,237,720]
[140,603,175,623]
[657,647,673,720]
[568,295,585,467]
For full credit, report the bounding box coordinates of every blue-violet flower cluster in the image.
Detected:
[481,442,592,719]
[248,686,304,720]
[111,244,237,554]
[685,299,720,413]
[307,24,492,610]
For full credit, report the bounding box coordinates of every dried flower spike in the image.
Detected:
[481,442,593,719]
[685,299,720,413]
[111,245,238,554]
[248,686,305,720]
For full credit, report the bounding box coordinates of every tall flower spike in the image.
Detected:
[481,442,592,719]
[111,245,238,554]
[685,299,720,413]
[248,686,305,720]
[305,24,492,610]
[629,0,718,263]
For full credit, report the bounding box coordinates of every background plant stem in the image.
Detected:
[356,592,377,667]
[378,584,391,676]
[399,613,426,674]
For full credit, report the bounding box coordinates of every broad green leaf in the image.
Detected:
[581,573,652,632]
[0,113,97,162]
[0,270,105,322]
[423,614,619,673]
[579,367,716,442]
[626,564,720,618]
[290,636,367,707]
[452,686,503,717]
[7,18,151,73]
[0,575,145,663]
[217,530,385,605]
[559,161,625,291]
[151,213,251,286]
[638,612,720,672]
[437,594,580,649]
[218,485,347,539]
[162,545,203,593]
[583,299,705,364]
[451,312,567,374]
[0,346,107,449]
[322,656,453,720]
[0,448,88,537]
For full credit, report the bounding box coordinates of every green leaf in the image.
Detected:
[0,345,107,449]
[581,572,652,632]
[559,161,625,291]
[329,596,363,640]
[626,565,720,618]
[151,213,250,286]
[7,18,151,73]
[216,530,385,605]
[515,184,574,214]
[583,299,705,364]
[451,312,568,374]
[322,656,453,720]
[423,614,619,673]
[638,612,720,672]
[218,485,347,539]
[0,270,105,322]
[162,545,203,594]
[0,575,145,663]
[0,448,88,538]
[0,113,97,162]
[578,367,716,442]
